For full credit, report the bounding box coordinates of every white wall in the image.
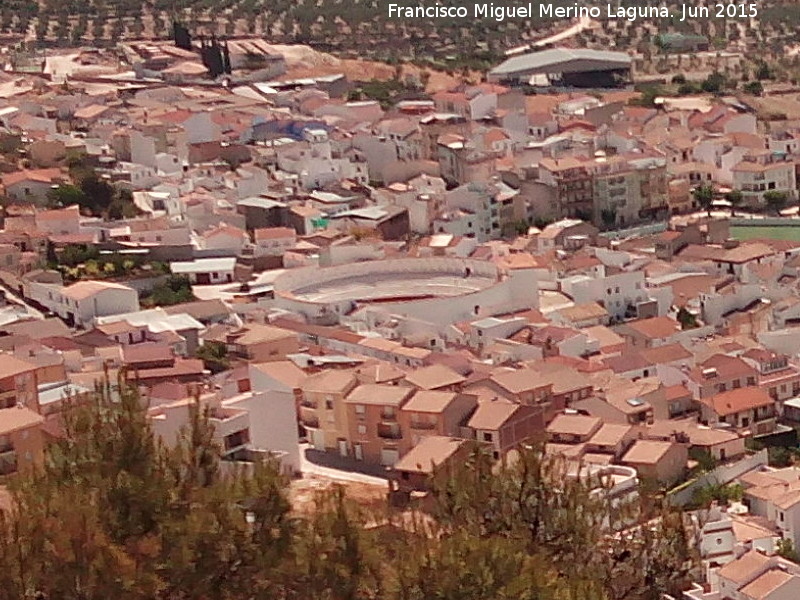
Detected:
[226,389,301,475]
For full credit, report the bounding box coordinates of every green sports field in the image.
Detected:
[730,225,800,242]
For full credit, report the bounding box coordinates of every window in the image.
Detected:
[357,425,366,434]
[355,404,365,414]
[483,432,493,442]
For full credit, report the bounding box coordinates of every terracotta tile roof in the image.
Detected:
[203,223,248,240]
[489,368,551,394]
[0,353,36,379]
[547,413,602,437]
[587,422,633,447]
[36,205,80,221]
[61,280,134,301]
[122,343,173,365]
[627,316,681,340]
[686,354,758,384]
[467,400,520,430]
[0,405,44,434]
[255,227,296,241]
[737,569,795,599]
[354,361,406,384]
[393,435,466,474]
[701,387,773,417]
[1,168,65,188]
[405,364,465,390]
[302,369,357,394]
[716,549,771,585]
[127,358,204,381]
[640,343,693,366]
[556,302,608,323]
[250,360,306,389]
[622,439,677,465]
[402,390,459,413]
[601,352,649,374]
[345,384,413,406]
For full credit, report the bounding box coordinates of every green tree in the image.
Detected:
[0,387,700,600]
[692,184,715,216]
[755,61,773,80]
[769,445,793,468]
[428,445,696,600]
[144,275,196,307]
[677,307,699,330]
[777,538,800,563]
[2,380,294,599]
[764,190,788,215]
[678,82,701,95]
[691,483,743,509]
[701,72,726,93]
[195,341,230,374]
[107,188,140,220]
[629,85,661,108]
[724,189,743,216]
[743,81,764,96]
[600,208,617,229]
[47,183,87,208]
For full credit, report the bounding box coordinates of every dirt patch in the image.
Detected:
[289,474,387,515]
[266,42,465,93]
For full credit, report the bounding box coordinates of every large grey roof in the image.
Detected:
[490,48,632,77]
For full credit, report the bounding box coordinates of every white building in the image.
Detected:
[170,257,237,284]
[561,271,672,321]
[30,279,140,329]
[732,151,797,207]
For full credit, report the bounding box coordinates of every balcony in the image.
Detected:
[300,399,318,409]
[0,389,16,409]
[301,415,320,429]
[210,409,250,439]
[0,449,17,476]
[378,423,402,440]
[222,429,250,454]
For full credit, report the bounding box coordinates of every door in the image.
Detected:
[354,444,363,461]
[310,429,325,451]
[196,273,211,285]
[338,439,348,458]
[380,448,399,466]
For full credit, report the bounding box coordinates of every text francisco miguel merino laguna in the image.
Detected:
[388,2,758,22]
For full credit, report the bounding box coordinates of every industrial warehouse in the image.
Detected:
[487,47,633,88]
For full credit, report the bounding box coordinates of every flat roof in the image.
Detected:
[170,257,237,274]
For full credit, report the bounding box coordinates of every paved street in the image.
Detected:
[299,442,388,486]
